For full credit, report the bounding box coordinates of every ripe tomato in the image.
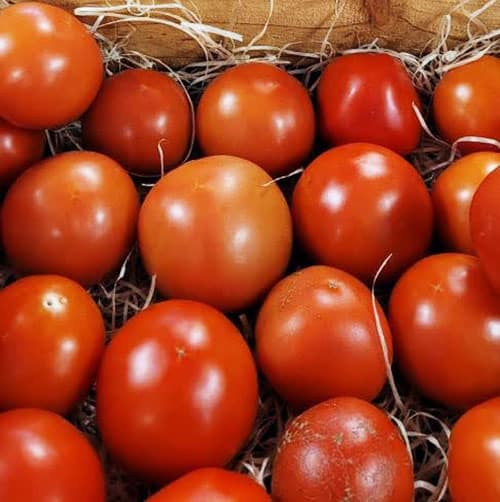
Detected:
[256,265,391,410]
[433,56,500,153]
[317,53,421,155]
[196,63,315,176]
[97,300,258,483]
[139,155,292,312]
[272,397,413,502]
[389,253,500,409]
[432,152,500,253]
[292,143,433,284]
[82,69,192,176]
[1,151,139,286]
[0,408,105,502]
[0,2,103,129]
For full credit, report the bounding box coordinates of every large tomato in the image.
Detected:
[272,397,414,502]
[196,63,315,176]
[1,151,139,286]
[138,155,292,312]
[97,300,258,483]
[292,143,433,284]
[0,2,103,129]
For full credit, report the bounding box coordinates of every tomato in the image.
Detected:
[96,299,258,483]
[1,151,139,286]
[389,253,500,409]
[139,155,292,312]
[272,397,413,502]
[292,143,433,284]
[196,63,315,176]
[0,2,103,129]
[433,56,500,153]
[317,53,421,155]
[432,152,500,253]
[256,265,391,410]
[0,408,105,501]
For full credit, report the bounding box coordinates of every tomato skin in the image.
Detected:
[317,53,421,155]
[0,408,105,502]
[97,299,258,484]
[196,63,315,176]
[256,265,391,410]
[0,2,103,129]
[292,143,433,284]
[272,397,413,502]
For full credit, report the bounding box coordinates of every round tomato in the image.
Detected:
[272,397,413,502]
[1,151,139,286]
[0,408,105,501]
[433,56,500,153]
[389,253,500,409]
[97,300,258,483]
[256,265,391,410]
[196,63,315,176]
[138,155,292,312]
[432,152,500,253]
[0,2,103,129]
[317,53,421,155]
[292,143,433,284]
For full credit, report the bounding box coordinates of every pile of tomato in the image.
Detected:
[0,2,499,501]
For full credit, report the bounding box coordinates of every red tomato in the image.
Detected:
[292,143,433,284]
[272,397,414,502]
[317,53,421,155]
[389,253,500,409]
[432,152,500,253]
[139,155,292,312]
[196,63,315,176]
[82,69,192,176]
[0,2,103,129]
[97,300,258,483]
[433,56,500,153]
[256,265,392,410]
[0,408,105,501]
[1,151,139,286]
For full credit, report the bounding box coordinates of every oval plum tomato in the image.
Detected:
[0,2,103,129]
[292,143,433,284]
[139,155,292,312]
[389,253,500,409]
[196,63,315,176]
[433,56,500,153]
[317,53,421,155]
[82,69,192,176]
[96,300,258,483]
[432,152,500,253]
[272,397,413,502]
[256,265,391,410]
[0,408,105,502]
[1,151,139,286]
[0,275,105,414]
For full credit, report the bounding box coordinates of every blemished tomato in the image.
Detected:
[272,397,414,502]
[292,143,433,284]
[432,152,500,253]
[256,265,392,410]
[433,56,500,153]
[0,408,105,502]
[147,468,271,502]
[82,69,192,176]
[196,63,315,176]
[97,300,258,483]
[389,253,500,409]
[139,155,292,312]
[1,151,139,286]
[0,2,103,129]
[317,53,421,155]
